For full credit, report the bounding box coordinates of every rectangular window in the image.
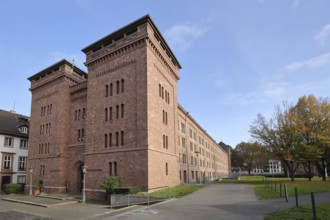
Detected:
[20,139,28,149]
[116,132,119,146]
[40,165,45,176]
[17,176,26,184]
[109,162,112,176]
[75,110,77,121]
[121,130,125,145]
[159,84,161,97]
[109,133,112,147]
[4,155,12,169]
[110,83,113,96]
[82,108,86,119]
[4,137,14,147]
[105,84,109,97]
[166,136,168,149]
[166,163,168,176]
[116,105,119,119]
[18,157,27,171]
[105,108,108,121]
[163,135,165,148]
[116,80,120,94]
[78,130,81,142]
[121,79,124,93]
[109,107,113,121]
[121,104,124,118]
[81,129,85,141]
[104,134,108,148]
[114,161,118,176]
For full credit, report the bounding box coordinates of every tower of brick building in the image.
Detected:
[27,15,230,199]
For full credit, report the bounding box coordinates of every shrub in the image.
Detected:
[100,176,120,194]
[3,183,24,194]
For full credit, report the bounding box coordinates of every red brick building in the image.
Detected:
[27,15,230,199]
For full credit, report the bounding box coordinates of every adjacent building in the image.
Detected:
[0,109,29,191]
[27,15,230,199]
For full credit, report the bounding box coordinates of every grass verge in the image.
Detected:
[264,203,330,220]
[136,185,205,198]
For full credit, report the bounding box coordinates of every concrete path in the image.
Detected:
[108,184,330,220]
[1,184,329,219]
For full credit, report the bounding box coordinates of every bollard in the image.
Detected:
[284,184,288,202]
[311,192,317,220]
[295,187,298,207]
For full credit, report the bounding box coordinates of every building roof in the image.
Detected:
[0,109,29,138]
[28,59,87,81]
[81,14,181,69]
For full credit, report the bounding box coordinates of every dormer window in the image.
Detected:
[19,126,29,134]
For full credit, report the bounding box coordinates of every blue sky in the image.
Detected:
[1,0,330,147]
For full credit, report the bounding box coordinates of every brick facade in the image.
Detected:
[26,15,230,199]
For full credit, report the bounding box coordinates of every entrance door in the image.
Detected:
[1,176,11,190]
[79,165,84,192]
[183,170,187,183]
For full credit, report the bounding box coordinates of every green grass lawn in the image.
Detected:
[265,203,330,220]
[136,184,205,199]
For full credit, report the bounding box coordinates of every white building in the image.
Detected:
[0,109,29,191]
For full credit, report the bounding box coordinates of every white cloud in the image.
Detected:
[283,52,330,71]
[165,24,206,51]
[263,82,290,98]
[315,24,330,45]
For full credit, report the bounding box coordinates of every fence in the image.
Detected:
[110,186,170,208]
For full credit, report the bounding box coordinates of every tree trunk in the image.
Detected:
[308,161,312,182]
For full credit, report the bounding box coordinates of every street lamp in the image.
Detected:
[82,165,87,203]
[29,167,33,196]
[195,151,201,184]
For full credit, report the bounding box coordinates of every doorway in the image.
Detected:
[1,176,11,190]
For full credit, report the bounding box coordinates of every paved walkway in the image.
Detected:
[0,184,329,219]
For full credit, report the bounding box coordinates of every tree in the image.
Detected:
[235,141,268,174]
[293,95,330,181]
[250,104,303,182]
[250,95,330,181]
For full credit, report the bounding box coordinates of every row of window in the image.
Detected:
[162,110,168,124]
[77,129,85,142]
[162,135,168,149]
[3,155,27,171]
[105,79,125,97]
[41,104,53,117]
[40,123,51,135]
[104,131,125,148]
[39,143,51,154]
[158,84,170,104]
[105,104,124,121]
[75,108,86,121]
[4,137,28,149]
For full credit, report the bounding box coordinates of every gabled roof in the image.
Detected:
[0,109,29,138]
[81,14,181,69]
[28,59,87,81]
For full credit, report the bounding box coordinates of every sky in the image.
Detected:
[1,0,330,148]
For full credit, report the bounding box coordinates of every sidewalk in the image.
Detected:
[0,184,329,219]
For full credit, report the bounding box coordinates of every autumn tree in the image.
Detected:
[250,95,330,181]
[235,141,268,174]
[250,104,304,182]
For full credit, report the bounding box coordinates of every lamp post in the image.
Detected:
[82,165,87,203]
[195,151,201,184]
[29,167,33,196]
